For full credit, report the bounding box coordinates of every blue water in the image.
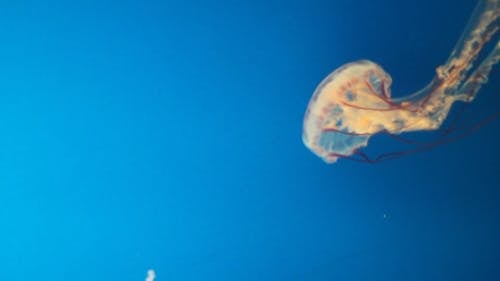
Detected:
[0,0,498,280]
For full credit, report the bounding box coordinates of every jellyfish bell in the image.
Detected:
[303,0,499,163]
[302,60,386,163]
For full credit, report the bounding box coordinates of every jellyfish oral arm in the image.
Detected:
[437,0,499,103]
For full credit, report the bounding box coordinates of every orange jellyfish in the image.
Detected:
[303,0,499,163]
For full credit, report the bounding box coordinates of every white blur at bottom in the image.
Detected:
[145,269,156,281]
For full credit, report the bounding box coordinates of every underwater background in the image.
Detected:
[0,0,498,280]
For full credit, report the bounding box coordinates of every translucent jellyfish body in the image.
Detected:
[303,0,499,163]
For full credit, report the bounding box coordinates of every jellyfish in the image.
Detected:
[303,0,499,163]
